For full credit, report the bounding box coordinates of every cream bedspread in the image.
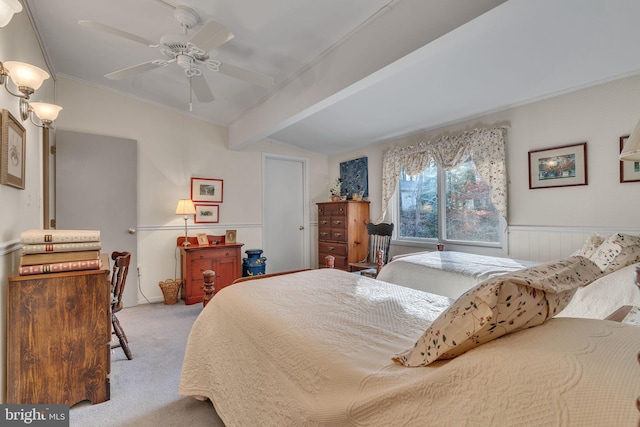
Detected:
[179,269,640,427]
[376,251,538,299]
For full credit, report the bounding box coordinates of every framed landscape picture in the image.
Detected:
[528,142,587,189]
[619,135,640,183]
[1,109,26,189]
[194,204,219,223]
[191,177,223,202]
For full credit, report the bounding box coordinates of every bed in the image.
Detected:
[179,260,640,426]
[376,250,539,299]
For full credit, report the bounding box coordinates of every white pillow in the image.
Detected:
[556,263,640,319]
[571,232,606,258]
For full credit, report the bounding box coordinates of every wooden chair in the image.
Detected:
[348,222,394,275]
[111,251,133,360]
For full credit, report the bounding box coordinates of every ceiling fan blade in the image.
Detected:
[218,62,274,88]
[190,74,214,103]
[78,20,155,46]
[105,61,166,80]
[188,21,234,52]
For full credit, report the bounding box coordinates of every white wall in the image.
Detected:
[54,77,329,304]
[328,74,640,259]
[0,10,56,404]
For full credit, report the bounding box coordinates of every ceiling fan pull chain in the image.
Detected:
[189,73,193,112]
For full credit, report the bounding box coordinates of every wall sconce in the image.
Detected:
[175,199,196,246]
[28,102,63,128]
[620,117,640,161]
[0,60,62,126]
[0,0,22,28]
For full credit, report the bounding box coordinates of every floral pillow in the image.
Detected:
[589,233,640,274]
[392,256,602,367]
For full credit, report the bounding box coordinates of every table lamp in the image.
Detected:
[175,199,196,246]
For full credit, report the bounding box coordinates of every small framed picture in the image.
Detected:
[620,135,640,183]
[196,233,209,246]
[225,229,237,244]
[191,177,223,202]
[528,142,588,189]
[1,109,26,189]
[194,203,219,223]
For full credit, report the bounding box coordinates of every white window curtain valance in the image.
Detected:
[379,126,508,223]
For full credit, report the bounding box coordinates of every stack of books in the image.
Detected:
[19,229,102,275]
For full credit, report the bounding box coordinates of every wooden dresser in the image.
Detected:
[317,201,370,271]
[7,267,111,405]
[178,238,244,304]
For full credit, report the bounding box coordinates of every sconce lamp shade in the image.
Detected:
[29,102,63,122]
[0,0,22,28]
[175,199,196,215]
[620,117,640,161]
[3,61,49,91]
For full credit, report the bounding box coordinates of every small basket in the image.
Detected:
[158,279,182,305]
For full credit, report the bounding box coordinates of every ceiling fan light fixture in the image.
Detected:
[174,5,199,30]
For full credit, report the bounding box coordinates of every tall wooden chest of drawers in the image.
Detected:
[7,268,111,405]
[179,243,244,304]
[317,201,370,270]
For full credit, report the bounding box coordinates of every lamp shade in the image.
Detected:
[620,117,640,161]
[29,102,62,122]
[0,0,22,28]
[175,199,196,215]
[3,61,49,91]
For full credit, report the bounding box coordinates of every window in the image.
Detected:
[397,155,502,246]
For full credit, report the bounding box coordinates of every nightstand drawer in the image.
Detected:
[190,259,213,278]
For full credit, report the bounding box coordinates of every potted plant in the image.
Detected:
[330,178,341,201]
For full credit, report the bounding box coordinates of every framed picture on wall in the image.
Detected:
[619,135,640,183]
[1,109,26,189]
[191,177,223,202]
[194,203,219,223]
[528,142,588,189]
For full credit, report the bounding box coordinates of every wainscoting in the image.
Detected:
[508,226,640,262]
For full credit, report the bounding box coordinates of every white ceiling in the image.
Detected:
[23,0,640,156]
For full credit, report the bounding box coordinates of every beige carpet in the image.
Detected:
[70,302,226,427]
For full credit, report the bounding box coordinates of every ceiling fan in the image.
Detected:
[78,0,273,106]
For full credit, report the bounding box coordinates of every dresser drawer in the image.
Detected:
[319,241,347,256]
[319,203,346,215]
[330,228,347,241]
[318,227,332,240]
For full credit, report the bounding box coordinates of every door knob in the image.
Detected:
[299,226,304,230]
[128,228,136,234]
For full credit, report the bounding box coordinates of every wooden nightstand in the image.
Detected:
[178,236,243,305]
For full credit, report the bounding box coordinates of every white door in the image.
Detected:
[263,154,309,273]
[55,130,138,307]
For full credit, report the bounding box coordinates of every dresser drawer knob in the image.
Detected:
[328,246,335,251]
[333,220,342,225]
[320,232,329,237]
[320,220,328,225]
[334,233,342,238]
